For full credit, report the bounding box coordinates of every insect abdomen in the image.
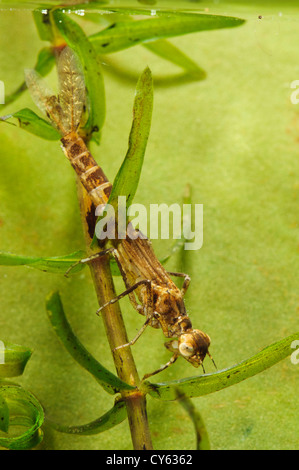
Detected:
[61,131,112,206]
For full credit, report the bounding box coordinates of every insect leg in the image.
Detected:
[142,354,178,381]
[113,316,152,351]
[167,271,191,296]
[64,247,115,277]
[110,280,154,350]
[114,262,145,316]
[96,279,151,316]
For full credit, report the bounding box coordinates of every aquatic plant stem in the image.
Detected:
[77,181,153,450]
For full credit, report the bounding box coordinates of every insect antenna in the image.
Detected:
[207,351,217,370]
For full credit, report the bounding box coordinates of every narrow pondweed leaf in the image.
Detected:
[2,47,55,108]
[144,40,205,79]
[0,250,87,274]
[52,9,105,143]
[83,10,205,78]
[0,394,9,433]
[45,291,134,394]
[145,332,299,400]
[89,12,245,54]
[0,108,60,141]
[0,385,44,450]
[108,66,153,217]
[175,389,210,450]
[91,66,153,247]
[0,343,32,379]
[47,398,126,435]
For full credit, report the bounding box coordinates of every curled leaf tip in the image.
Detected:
[0,343,33,379]
[0,385,44,450]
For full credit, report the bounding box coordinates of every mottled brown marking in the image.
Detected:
[61,132,110,202]
[61,135,73,147]
[103,185,112,199]
[83,167,108,191]
[85,202,97,239]
[72,152,97,173]
[69,142,84,158]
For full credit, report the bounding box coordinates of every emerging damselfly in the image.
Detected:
[25,47,215,378]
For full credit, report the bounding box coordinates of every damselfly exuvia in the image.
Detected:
[25,47,215,378]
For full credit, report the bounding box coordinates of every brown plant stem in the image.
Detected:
[76,180,153,450]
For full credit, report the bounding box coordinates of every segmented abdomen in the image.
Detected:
[61,131,112,207]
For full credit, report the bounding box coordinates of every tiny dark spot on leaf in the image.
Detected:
[42,12,50,24]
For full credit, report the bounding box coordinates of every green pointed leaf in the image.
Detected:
[108,66,153,215]
[45,291,134,394]
[3,47,55,108]
[82,10,205,78]
[145,332,299,400]
[89,12,245,54]
[51,9,105,143]
[47,398,126,435]
[0,385,44,450]
[0,108,60,140]
[144,39,205,78]
[92,66,153,246]
[0,394,9,433]
[0,250,87,274]
[0,343,32,379]
[175,389,210,450]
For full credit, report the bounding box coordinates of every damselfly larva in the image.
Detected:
[25,47,215,378]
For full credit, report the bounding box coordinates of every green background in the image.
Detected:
[0,1,298,450]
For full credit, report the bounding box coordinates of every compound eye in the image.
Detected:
[179,342,194,357]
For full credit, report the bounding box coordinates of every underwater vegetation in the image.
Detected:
[0,1,298,451]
